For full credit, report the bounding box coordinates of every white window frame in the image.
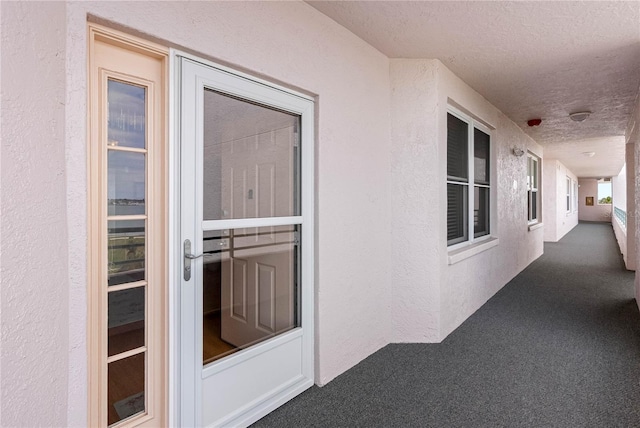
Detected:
[573,180,578,212]
[527,153,540,225]
[597,178,612,205]
[566,177,571,213]
[447,106,493,250]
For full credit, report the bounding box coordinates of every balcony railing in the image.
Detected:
[614,206,626,228]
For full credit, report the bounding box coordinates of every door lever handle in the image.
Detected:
[184,239,224,280]
[185,252,212,260]
[184,239,194,281]
[184,239,213,280]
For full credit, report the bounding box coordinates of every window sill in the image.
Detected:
[528,222,543,231]
[448,237,499,265]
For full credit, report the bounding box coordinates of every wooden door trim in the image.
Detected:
[88,23,168,427]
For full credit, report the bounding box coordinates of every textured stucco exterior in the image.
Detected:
[2,2,638,427]
[390,60,544,342]
[624,143,636,272]
[1,2,69,427]
[3,2,395,425]
[612,161,635,271]
[628,91,640,306]
[543,160,579,242]
[437,64,544,339]
[612,164,629,268]
[579,179,613,222]
[72,0,393,403]
[390,60,441,342]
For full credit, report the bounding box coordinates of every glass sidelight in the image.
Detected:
[106,79,148,426]
[89,25,167,428]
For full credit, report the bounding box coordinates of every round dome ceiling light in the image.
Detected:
[569,111,592,122]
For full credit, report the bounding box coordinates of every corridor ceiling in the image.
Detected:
[307,1,640,178]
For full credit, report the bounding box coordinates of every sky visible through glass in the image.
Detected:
[598,182,612,202]
[108,80,146,202]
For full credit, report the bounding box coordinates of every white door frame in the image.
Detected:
[169,50,315,427]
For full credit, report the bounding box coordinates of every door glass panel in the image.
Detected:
[202,89,299,220]
[108,287,145,356]
[108,352,145,426]
[108,220,145,286]
[108,151,146,216]
[108,80,146,149]
[202,225,298,365]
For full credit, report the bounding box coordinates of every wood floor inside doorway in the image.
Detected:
[203,311,236,364]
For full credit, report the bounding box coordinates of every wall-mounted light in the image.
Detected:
[512,147,525,157]
[569,111,592,122]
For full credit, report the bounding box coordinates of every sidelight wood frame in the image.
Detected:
[88,24,168,427]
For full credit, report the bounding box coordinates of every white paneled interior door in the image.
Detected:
[177,55,314,427]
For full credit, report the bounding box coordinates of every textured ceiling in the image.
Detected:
[307,1,640,177]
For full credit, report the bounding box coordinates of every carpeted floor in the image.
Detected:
[252,222,640,427]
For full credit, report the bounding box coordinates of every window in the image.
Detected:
[598,178,612,204]
[527,154,540,223]
[566,177,571,212]
[447,109,491,247]
[573,180,578,212]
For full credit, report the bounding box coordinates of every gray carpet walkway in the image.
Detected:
[252,222,640,427]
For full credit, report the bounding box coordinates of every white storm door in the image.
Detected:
[177,56,314,428]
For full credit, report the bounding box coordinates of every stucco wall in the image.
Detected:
[543,159,579,242]
[625,140,637,272]
[389,60,441,342]
[437,63,544,339]
[2,2,585,426]
[0,2,395,426]
[578,178,613,222]
[613,164,627,213]
[612,164,630,268]
[627,90,640,305]
[390,60,544,342]
[542,160,557,241]
[67,0,392,408]
[1,2,70,427]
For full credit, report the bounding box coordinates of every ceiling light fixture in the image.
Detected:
[582,151,596,157]
[569,111,592,122]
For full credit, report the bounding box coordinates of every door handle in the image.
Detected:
[184,239,212,281]
[185,252,210,260]
[184,239,194,281]
[184,239,224,280]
